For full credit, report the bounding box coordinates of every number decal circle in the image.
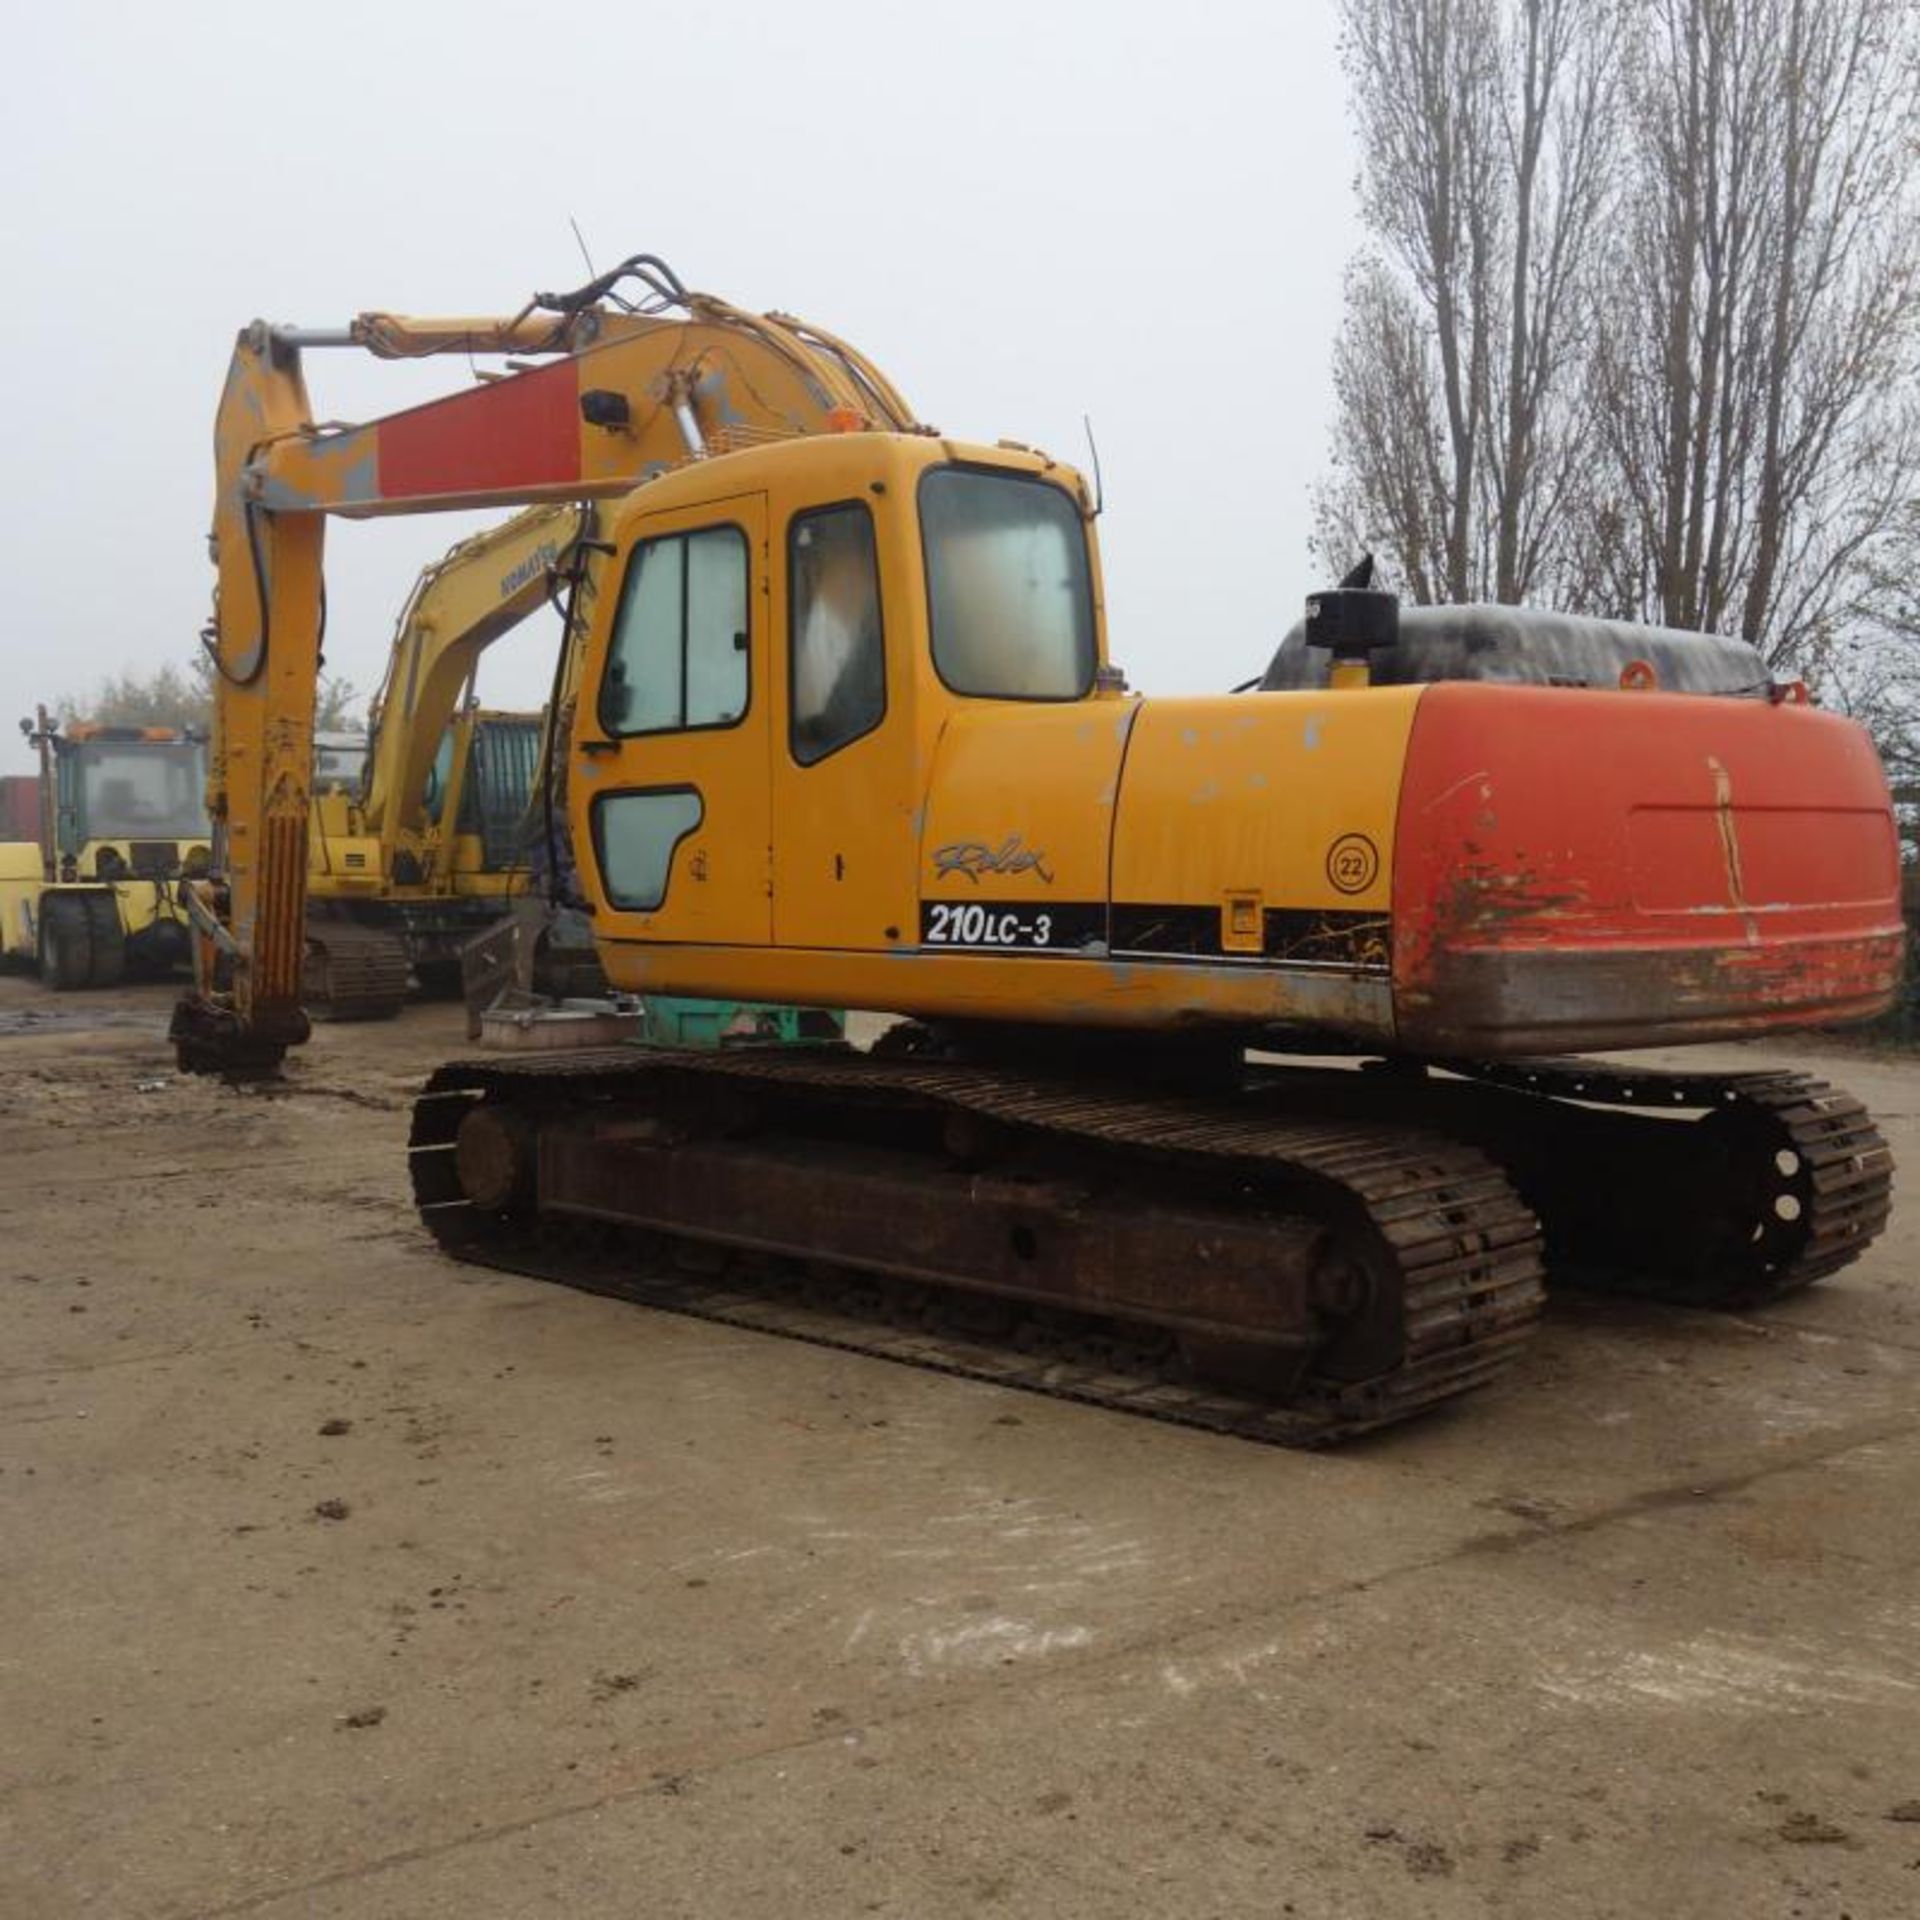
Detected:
[1325,833,1380,896]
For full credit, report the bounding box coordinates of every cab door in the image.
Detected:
[769,494,918,949]
[576,492,771,945]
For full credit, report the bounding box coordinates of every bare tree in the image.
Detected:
[61,660,362,736]
[1827,499,1920,793]
[1323,261,1455,603]
[60,663,209,734]
[1592,0,1920,666]
[1323,0,1918,674]
[1318,0,1626,604]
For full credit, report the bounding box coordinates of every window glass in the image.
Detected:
[312,734,367,792]
[685,529,749,725]
[599,527,746,735]
[77,744,207,839]
[920,469,1095,699]
[790,504,885,765]
[602,536,683,733]
[422,728,455,824]
[592,789,704,910]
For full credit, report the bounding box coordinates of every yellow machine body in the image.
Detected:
[562,433,1407,1042]
[562,431,1898,1055]
[2,720,209,988]
[312,501,588,905]
[176,269,1898,1068]
[307,706,541,903]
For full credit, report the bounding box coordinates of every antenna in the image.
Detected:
[1082,413,1106,517]
[568,216,598,280]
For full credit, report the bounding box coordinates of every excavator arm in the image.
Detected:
[174,260,923,1073]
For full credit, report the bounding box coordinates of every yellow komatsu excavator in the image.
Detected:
[175,255,1902,1444]
[299,502,591,1017]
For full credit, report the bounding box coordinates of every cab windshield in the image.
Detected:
[920,468,1095,699]
[77,743,206,840]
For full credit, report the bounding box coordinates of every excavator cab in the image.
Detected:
[568,434,1110,990]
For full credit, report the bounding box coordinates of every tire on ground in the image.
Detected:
[81,891,126,987]
[37,894,93,991]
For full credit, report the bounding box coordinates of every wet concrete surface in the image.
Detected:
[2,975,1918,1917]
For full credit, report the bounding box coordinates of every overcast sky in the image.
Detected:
[0,0,1357,774]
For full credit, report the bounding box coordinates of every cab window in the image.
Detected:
[73,743,208,841]
[789,503,884,765]
[600,525,749,736]
[920,468,1095,699]
[592,788,704,910]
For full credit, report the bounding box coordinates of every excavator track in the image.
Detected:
[1438,1057,1894,1306]
[303,920,411,1022]
[408,1049,1546,1446]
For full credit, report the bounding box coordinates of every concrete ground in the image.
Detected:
[2,976,1918,1919]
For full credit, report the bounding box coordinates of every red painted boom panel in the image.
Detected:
[377,359,583,502]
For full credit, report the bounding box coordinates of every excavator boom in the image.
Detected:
[178,270,918,1071]
[246,296,915,520]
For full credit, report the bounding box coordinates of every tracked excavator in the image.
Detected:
[175,255,1902,1443]
[300,502,592,1017]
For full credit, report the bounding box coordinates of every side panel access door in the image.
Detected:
[915,705,1136,959]
[575,493,771,946]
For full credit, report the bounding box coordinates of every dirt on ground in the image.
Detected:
[2,975,1918,1918]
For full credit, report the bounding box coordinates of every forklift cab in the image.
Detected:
[56,730,208,876]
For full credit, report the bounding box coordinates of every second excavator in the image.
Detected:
[176,255,1900,1443]
[300,502,591,1017]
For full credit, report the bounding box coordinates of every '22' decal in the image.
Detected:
[1325,833,1381,896]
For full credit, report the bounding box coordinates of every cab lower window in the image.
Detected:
[592,788,704,910]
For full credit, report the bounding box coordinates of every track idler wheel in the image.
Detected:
[1681,1090,1873,1313]
[455,1104,537,1213]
